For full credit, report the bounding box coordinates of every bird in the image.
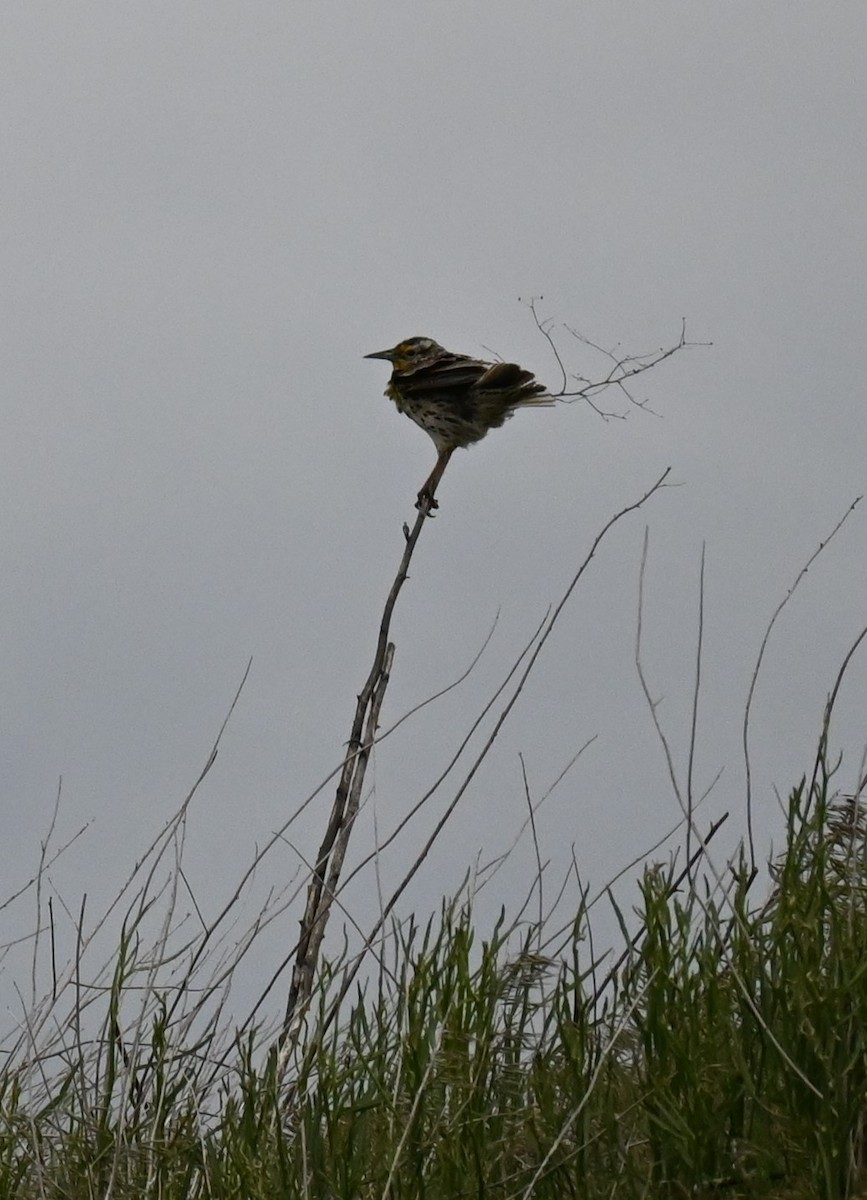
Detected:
[364,336,553,510]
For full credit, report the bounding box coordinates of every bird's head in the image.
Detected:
[364,336,446,372]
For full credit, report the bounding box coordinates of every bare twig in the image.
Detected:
[808,621,867,807]
[521,299,706,421]
[477,734,597,891]
[279,488,439,1060]
[518,753,545,943]
[285,645,396,1043]
[523,298,569,395]
[30,779,63,1009]
[743,497,861,870]
[636,527,684,810]
[686,543,706,884]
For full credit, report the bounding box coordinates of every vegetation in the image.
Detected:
[1,729,866,1198]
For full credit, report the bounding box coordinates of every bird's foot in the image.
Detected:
[415,491,439,516]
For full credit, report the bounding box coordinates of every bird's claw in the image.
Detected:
[415,492,439,516]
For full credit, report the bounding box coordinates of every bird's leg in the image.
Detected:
[416,448,453,513]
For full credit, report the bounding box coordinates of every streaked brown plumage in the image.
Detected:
[364,336,552,509]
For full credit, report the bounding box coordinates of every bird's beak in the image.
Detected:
[364,349,394,362]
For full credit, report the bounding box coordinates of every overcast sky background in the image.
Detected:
[2,2,866,1027]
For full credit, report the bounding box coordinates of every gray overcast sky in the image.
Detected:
[2,3,866,1020]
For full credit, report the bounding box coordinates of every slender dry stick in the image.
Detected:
[477,734,597,891]
[743,496,861,870]
[282,645,396,1051]
[636,526,684,809]
[28,778,62,1013]
[280,491,438,1053]
[808,621,867,805]
[686,542,706,883]
[329,646,395,902]
[518,753,545,943]
[0,819,91,919]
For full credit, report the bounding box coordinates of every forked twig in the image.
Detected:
[522,298,706,421]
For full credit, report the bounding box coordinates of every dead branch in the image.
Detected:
[278,489,439,1061]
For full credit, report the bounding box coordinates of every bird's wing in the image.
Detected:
[398,353,491,395]
[476,361,536,389]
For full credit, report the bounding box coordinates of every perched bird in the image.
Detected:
[365,336,553,510]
